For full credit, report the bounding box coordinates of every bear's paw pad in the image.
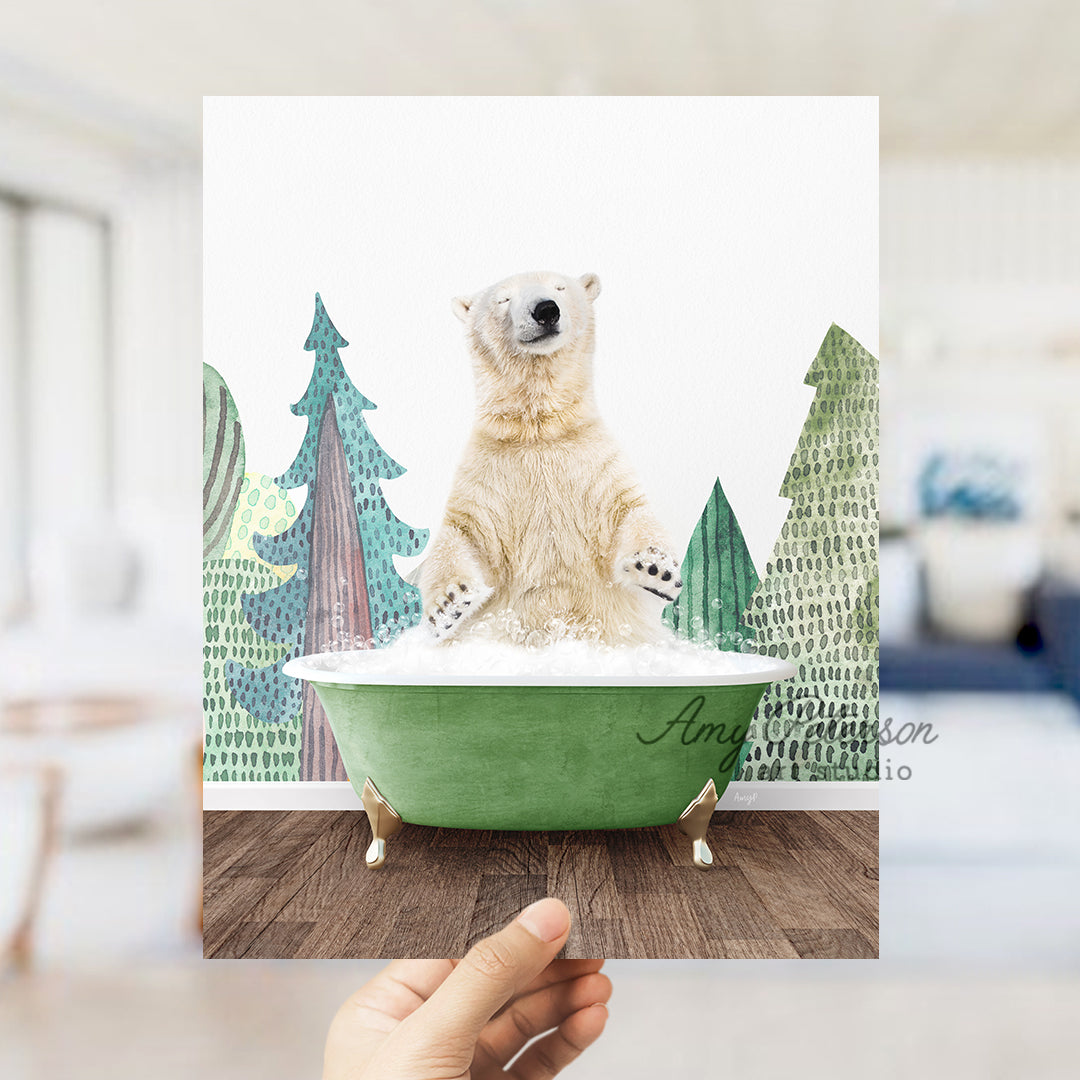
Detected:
[426,580,493,641]
[619,548,683,603]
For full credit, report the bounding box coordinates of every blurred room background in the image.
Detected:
[879,159,1080,969]
[2,1,1079,1077]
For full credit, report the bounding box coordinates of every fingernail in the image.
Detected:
[517,898,569,942]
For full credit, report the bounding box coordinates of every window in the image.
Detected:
[0,192,112,625]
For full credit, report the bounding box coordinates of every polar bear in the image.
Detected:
[419,270,682,645]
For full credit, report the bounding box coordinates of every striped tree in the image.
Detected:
[202,363,245,560]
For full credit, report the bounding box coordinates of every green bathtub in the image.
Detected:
[283,650,796,868]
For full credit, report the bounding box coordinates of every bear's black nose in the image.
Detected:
[532,299,560,327]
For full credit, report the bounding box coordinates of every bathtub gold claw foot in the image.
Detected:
[677,778,718,870]
[361,778,403,869]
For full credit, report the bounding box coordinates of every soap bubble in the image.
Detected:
[300,613,782,680]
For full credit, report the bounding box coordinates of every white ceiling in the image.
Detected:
[0,0,1079,158]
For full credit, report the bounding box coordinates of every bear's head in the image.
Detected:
[452,271,602,430]
[452,271,601,358]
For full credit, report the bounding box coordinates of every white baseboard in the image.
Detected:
[204,781,365,811]
[203,780,877,813]
[718,781,877,811]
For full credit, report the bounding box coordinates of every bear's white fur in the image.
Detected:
[420,270,682,645]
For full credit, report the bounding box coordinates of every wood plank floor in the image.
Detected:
[203,810,877,960]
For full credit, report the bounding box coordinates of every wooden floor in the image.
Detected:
[203,810,877,960]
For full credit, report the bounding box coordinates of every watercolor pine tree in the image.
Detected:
[741,325,879,782]
[226,295,428,781]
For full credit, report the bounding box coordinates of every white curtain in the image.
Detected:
[0,201,20,624]
[23,206,112,621]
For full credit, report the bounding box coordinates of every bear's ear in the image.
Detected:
[451,295,473,322]
[579,273,601,301]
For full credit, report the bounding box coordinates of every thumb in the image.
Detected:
[405,898,571,1052]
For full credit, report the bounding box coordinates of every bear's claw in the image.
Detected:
[427,580,493,641]
[620,548,683,603]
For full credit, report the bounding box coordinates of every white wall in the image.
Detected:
[205,96,879,578]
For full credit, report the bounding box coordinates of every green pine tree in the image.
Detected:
[741,325,879,782]
[203,558,302,781]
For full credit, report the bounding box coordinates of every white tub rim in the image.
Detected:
[283,648,798,688]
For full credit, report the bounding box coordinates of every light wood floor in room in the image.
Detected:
[203,810,877,960]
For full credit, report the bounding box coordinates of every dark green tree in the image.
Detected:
[665,477,758,650]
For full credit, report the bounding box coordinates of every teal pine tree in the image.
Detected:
[741,325,879,782]
[226,294,428,781]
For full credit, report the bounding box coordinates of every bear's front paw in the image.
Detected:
[426,580,493,641]
[618,548,683,603]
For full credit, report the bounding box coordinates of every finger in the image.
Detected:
[491,958,606,1016]
[404,898,571,1050]
[446,957,604,980]
[477,971,612,1065]
[345,959,455,1027]
[376,959,457,1004]
[325,961,456,1080]
[508,1003,609,1080]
